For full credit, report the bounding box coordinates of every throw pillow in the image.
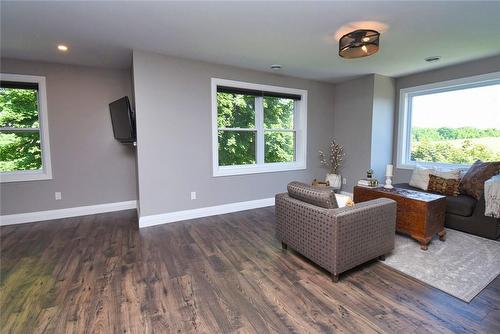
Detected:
[427,175,460,196]
[458,168,469,180]
[409,166,436,190]
[459,160,500,200]
[287,181,338,209]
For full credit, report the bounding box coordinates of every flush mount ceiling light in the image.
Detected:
[339,29,380,59]
[270,64,282,70]
[57,44,69,52]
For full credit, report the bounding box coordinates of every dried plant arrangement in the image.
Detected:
[319,139,345,175]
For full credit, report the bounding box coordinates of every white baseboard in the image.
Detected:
[1,197,274,228]
[0,200,137,226]
[139,197,275,228]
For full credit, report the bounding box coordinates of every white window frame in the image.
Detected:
[211,78,307,177]
[0,73,52,182]
[396,71,500,170]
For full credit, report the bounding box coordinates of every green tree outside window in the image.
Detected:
[411,127,500,164]
[216,93,296,166]
[0,87,43,172]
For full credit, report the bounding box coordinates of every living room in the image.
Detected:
[1,1,499,333]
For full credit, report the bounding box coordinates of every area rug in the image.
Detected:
[382,229,500,302]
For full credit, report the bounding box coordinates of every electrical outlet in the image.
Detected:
[190,191,197,200]
[55,192,62,200]
[342,178,347,185]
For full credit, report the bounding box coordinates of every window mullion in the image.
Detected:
[255,96,264,165]
[406,94,413,165]
[0,127,40,133]
[217,127,255,131]
[293,100,299,161]
[264,129,296,132]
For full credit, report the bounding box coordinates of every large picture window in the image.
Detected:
[212,79,307,176]
[0,74,52,182]
[397,72,500,169]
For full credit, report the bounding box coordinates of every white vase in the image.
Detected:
[326,173,342,190]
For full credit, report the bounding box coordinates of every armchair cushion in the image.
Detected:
[287,181,338,209]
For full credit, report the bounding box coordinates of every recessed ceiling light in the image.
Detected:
[57,44,69,52]
[425,56,441,63]
[270,64,282,70]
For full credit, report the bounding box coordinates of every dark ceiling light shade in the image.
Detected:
[339,29,380,59]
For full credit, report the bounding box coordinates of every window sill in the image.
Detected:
[396,161,471,170]
[213,162,306,177]
[1,169,53,183]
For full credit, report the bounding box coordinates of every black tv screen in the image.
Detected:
[109,96,136,143]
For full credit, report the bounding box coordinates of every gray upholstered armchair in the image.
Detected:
[275,182,397,282]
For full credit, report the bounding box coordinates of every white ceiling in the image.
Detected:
[1,1,500,83]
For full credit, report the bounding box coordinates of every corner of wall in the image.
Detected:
[331,74,395,190]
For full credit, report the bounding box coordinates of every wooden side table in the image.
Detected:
[353,186,446,250]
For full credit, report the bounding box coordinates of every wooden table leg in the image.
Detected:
[413,235,431,251]
[438,230,446,241]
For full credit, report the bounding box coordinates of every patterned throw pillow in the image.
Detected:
[427,174,460,196]
[459,160,500,200]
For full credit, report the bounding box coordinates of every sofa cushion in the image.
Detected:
[445,195,477,217]
[409,166,436,190]
[427,174,460,196]
[460,160,500,200]
[287,181,338,209]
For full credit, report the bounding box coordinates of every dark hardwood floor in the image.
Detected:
[1,207,499,333]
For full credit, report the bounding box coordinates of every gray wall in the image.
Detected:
[132,50,335,217]
[332,75,374,191]
[393,55,500,183]
[371,75,395,183]
[0,59,138,215]
[331,74,395,192]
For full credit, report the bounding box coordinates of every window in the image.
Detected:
[0,74,52,182]
[397,72,500,169]
[212,78,307,176]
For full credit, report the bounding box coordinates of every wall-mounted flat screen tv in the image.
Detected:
[109,96,136,144]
